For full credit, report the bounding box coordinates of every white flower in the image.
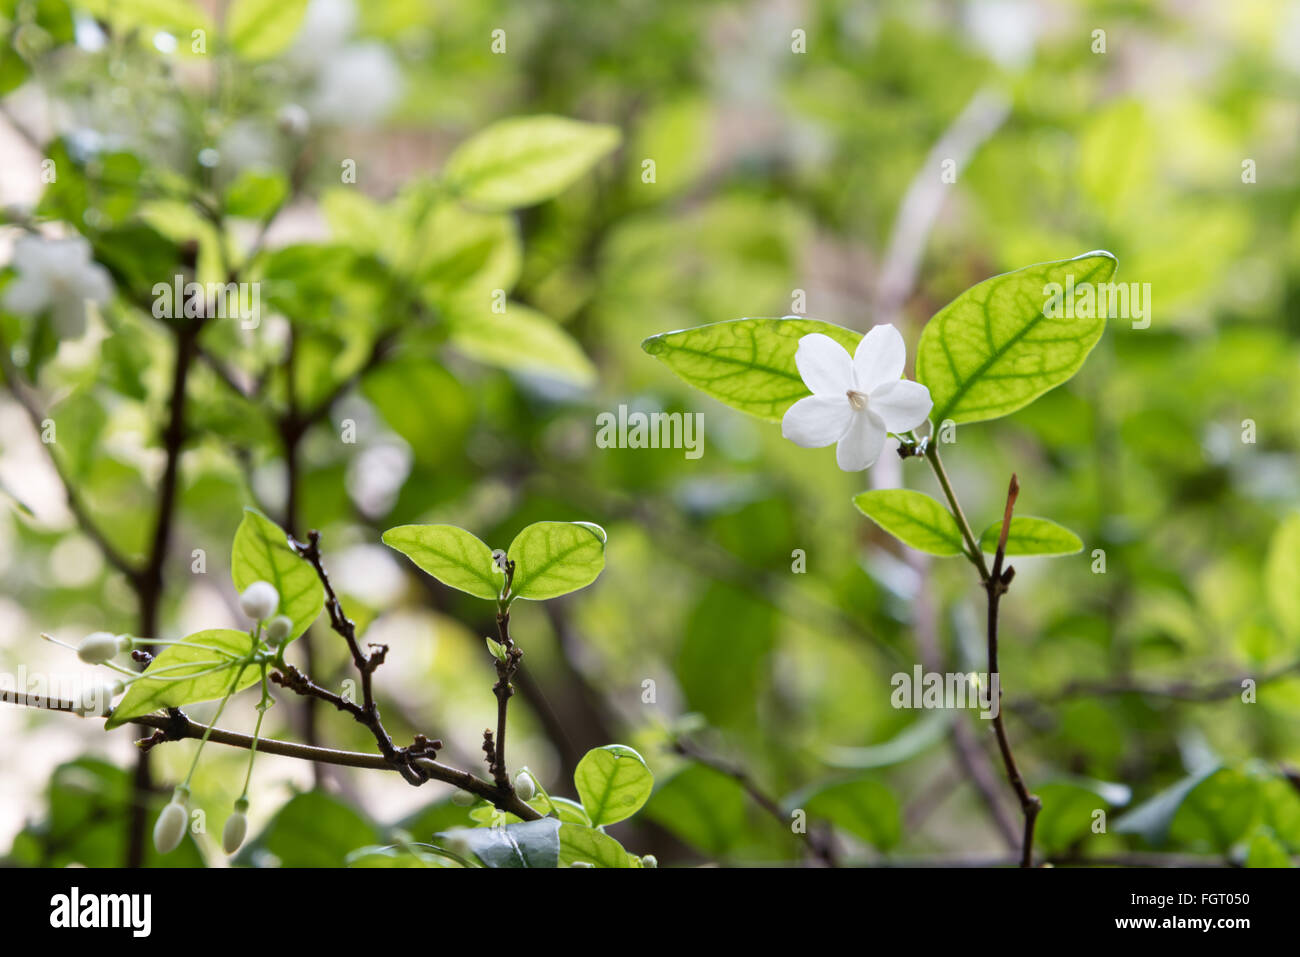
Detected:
[781,325,933,472]
[239,581,280,621]
[3,235,114,339]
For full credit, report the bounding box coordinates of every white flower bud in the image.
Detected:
[640,854,658,868]
[77,631,120,664]
[222,806,248,855]
[451,789,476,806]
[264,615,293,644]
[238,581,279,621]
[75,680,124,717]
[513,771,535,802]
[153,798,188,855]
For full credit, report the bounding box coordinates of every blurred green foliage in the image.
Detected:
[2,0,1300,867]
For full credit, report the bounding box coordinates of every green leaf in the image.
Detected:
[436,818,560,868]
[1033,779,1131,854]
[977,516,1084,556]
[574,744,653,826]
[443,115,620,210]
[381,524,501,600]
[239,791,380,867]
[823,711,953,769]
[643,763,749,857]
[557,823,633,868]
[507,521,607,601]
[793,776,901,850]
[106,629,258,729]
[230,507,322,642]
[447,303,596,387]
[1113,764,1231,847]
[1266,512,1300,639]
[916,251,1118,426]
[545,796,592,826]
[1167,768,1259,852]
[1246,829,1294,868]
[227,0,309,60]
[223,168,289,220]
[852,489,964,557]
[641,317,861,422]
[6,757,205,867]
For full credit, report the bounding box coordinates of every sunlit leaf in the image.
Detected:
[916,251,1118,426]
[382,524,501,600]
[507,521,606,601]
[977,516,1083,556]
[574,744,652,826]
[106,629,258,729]
[852,489,964,557]
[641,317,861,421]
[230,507,322,642]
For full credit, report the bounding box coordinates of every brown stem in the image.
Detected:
[985,474,1040,868]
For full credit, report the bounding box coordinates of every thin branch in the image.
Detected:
[672,737,838,867]
[1019,659,1300,707]
[985,474,1041,868]
[489,560,521,790]
[0,346,143,585]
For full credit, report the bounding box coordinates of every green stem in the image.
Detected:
[239,666,272,801]
[181,664,247,790]
[924,443,990,581]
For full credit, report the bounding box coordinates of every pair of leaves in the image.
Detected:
[641,252,1118,428]
[383,521,607,602]
[852,489,1082,558]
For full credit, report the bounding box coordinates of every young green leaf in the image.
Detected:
[227,0,310,60]
[443,115,620,211]
[507,521,607,601]
[381,524,501,600]
[1265,512,1300,639]
[231,508,322,642]
[106,630,258,729]
[574,744,653,826]
[852,489,964,557]
[641,317,862,421]
[557,823,634,868]
[447,303,597,388]
[546,796,592,826]
[916,251,1118,426]
[977,516,1083,556]
[436,818,560,868]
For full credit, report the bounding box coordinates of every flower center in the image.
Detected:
[846,389,869,412]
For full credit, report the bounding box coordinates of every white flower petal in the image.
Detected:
[835,410,887,471]
[2,276,51,316]
[11,236,51,276]
[869,379,933,433]
[852,323,907,393]
[794,333,854,395]
[782,394,854,448]
[77,263,114,304]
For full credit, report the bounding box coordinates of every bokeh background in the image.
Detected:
[2,0,1300,867]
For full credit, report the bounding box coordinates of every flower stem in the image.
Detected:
[924,443,990,581]
[181,664,247,790]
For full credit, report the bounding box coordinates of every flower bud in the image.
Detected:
[77,631,120,665]
[238,581,279,622]
[153,796,188,855]
[451,789,476,806]
[513,771,535,802]
[264,615,293,644]
[75,680,124,716]
[222,801,249,855]
[640,854,658,868]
